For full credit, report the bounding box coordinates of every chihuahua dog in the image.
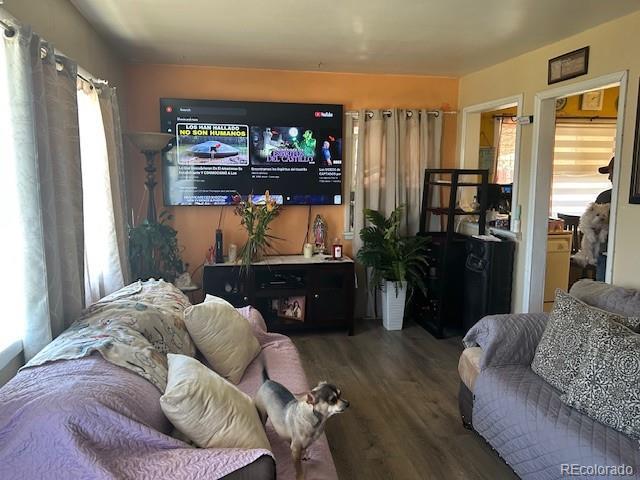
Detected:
[254,368,349,480]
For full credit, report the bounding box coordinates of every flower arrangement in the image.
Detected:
[233,191,282,267]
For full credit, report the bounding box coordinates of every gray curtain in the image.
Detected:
[352,109,443,317]
[353,109,443,250]
[4,25,84,360]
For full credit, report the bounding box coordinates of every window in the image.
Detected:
[347,121,358,235]
[0,35,26,353]
[343,115,358,238]
[0,24,125,366]
[494,117,516,184]
[551,121,616,217]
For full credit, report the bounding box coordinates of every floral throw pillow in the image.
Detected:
[531,290,639,393]
[561,321,640,440]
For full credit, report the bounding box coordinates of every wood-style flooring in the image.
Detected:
[291,319,517,480]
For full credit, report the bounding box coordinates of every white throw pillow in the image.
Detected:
[160,353,270,450]
[184,296,260,384]
[204,294,268,333]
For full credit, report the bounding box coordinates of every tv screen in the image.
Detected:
[160,98,343,205]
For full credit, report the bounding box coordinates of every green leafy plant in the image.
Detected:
[128,211,184,282]
[233,191,282,268]
[356,205,430,296]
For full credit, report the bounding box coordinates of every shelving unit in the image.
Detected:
[411,169,489,338]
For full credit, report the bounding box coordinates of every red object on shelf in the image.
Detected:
[332,238,343,260]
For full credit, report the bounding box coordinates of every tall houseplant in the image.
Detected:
[357,205,429,330]
[129,211,184,282]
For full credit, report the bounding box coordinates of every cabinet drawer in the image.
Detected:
[547,236,571,253]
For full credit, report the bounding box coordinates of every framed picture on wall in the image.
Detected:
[631,79,640,204]
[548,47,589,85]
[581,90,604,111]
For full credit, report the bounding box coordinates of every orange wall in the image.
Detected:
[124,64,458,280]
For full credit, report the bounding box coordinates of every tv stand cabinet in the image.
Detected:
[202,255,355,335]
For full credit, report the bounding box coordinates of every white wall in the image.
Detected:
[458,11,640,311]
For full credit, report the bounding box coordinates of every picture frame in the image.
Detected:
[630,79,640,204]
[548,47,589,85]
[581,90,604,111]
[272,296,306,322]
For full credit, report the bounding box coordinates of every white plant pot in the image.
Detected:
[381,281,407,330]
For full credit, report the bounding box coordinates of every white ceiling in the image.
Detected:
[70,0,640,76]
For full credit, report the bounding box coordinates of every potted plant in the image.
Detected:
[233,191,282,268]
[357,205,429,330]
[128,211,184,282]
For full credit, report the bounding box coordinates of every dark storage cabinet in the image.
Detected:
[410,169,490,338]
[202,256,355,335]
[462,236,515,333]
[409,232,468,337]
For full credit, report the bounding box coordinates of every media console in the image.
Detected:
[202,255,355,335]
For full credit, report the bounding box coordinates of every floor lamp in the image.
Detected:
[126,132,173,223]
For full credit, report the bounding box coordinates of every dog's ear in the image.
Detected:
[306,392,317,405]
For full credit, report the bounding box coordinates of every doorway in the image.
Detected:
[459,94,523,236]
[542,86,619,311]
[524,72,627,312]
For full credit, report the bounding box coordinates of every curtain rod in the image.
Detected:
[2,11,107,87]
[555,116,617,121]
[0,18,15,37]
[346,110,456,119]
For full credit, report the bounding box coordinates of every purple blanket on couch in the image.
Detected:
[0,306,337,480]
[0,354,271,480]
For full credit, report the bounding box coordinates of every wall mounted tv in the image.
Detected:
[160,98,344,206]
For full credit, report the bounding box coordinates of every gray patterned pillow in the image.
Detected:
[561,321,640,440]
[531,290,639,393]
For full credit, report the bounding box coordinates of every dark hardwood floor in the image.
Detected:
[291,319,517,480]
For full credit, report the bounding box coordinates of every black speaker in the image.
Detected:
[463,236,515,333]
[215,229,224,263]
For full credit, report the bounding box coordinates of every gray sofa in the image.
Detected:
[459,280,640,479]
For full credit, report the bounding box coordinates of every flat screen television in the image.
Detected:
[160,98,344,205]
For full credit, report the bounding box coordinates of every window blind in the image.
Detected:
[551,121,616,217]
[495,118,516,184]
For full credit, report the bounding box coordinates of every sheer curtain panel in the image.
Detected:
[2,25,84,360]
[97,85,130,285]
[78,81,125,304]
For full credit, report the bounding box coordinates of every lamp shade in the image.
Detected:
[126,132,173,152]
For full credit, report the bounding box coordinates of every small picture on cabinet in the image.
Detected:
[272,296,306,322]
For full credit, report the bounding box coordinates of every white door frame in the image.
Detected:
[523,71,628,312]
[459,94,524,235]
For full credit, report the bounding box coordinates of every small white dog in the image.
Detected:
[572,202,610,267]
